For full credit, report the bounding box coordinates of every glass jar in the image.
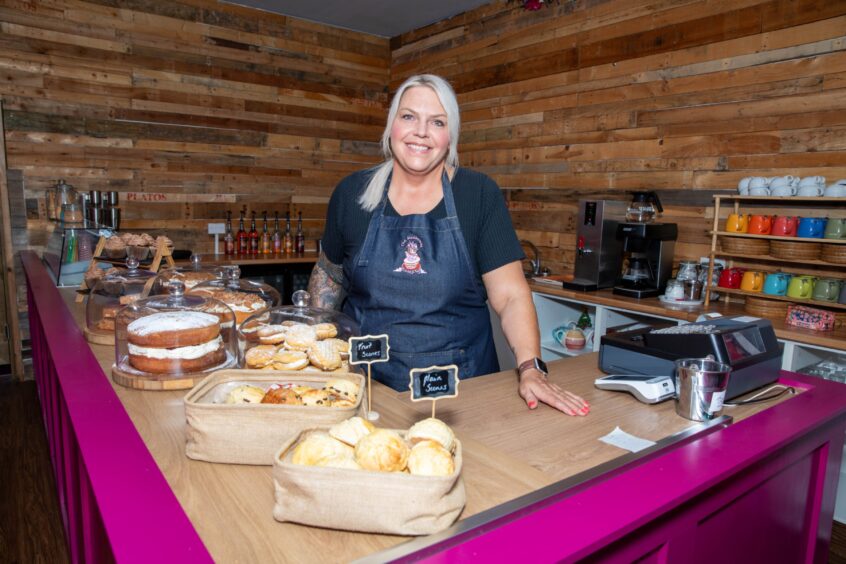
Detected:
[699,263,723,301]
[238,290,360,371]
[114,280,237,378]
[676,261,699,282]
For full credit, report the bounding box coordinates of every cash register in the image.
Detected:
[598,316,782,399]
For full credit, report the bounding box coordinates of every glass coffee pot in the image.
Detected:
[621,255,652,287]
[626,191,663,223]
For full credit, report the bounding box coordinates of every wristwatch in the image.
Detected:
[517,357,548,378]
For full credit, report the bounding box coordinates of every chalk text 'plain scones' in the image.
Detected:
[127,311,225,374]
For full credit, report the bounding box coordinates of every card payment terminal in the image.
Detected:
[594,374,675,404]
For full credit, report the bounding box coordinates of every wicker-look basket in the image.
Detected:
[769,240,822,260]
[720,237,770,255]
[821,243,846,264]
[744,295,790,319]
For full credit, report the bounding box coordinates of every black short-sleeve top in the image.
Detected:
[321,167,525,286]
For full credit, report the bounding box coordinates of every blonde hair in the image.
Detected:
[357,74,460,211]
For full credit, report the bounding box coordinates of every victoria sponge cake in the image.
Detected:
[127,311,224,374]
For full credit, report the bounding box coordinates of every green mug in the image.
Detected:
[824,218,846,239]
[813,278,842,302]
[787,275,816,299]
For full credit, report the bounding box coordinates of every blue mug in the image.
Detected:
[797,217,827,238]
[763,272,791,296]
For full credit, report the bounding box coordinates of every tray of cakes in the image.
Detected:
[273,417,465,535]
[183,370,365,465]
[238,289,358,369]
[149,255,225,294]
[186,266,279,327]
[84,257,157,346]
[96,232,173,262]
[111,280,237,390]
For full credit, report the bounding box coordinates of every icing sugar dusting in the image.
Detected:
[128,311,219,336]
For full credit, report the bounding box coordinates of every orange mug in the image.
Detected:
[747,214,772,235]
[740,270,765,292]
[772,215,798,237]
[725,213,750,233]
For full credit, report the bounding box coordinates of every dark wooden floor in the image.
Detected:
[0,379,69,564]
[1,377,845,563]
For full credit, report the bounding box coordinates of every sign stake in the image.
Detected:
[348,334,390,422]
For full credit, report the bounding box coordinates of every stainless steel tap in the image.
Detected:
[521,240,542,277]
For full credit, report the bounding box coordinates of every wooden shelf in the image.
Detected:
[712,251,846,270]
[714,287,846,311]
[715,195,846,203]
[711,231,846,244]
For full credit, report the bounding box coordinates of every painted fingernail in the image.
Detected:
[528,400,537,409]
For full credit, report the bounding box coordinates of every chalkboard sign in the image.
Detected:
[409,365,460,401]
[348,334,390,365]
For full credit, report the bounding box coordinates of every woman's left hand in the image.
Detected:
[519,371,590,416]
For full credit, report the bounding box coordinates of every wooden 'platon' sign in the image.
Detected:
[348,335,390,365]
[409,365,460,402]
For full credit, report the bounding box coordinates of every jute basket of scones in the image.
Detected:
[273,417,465,535]
[183,370,365,465]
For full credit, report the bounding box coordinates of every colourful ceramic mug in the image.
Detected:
[747,214,772,235]
[763,272,791,296]
[771,215,798,237]
[812,278,842,302]
[824,218,846,239]
[718,267,745,289]
[797,217,827,238]
[725,213,750,233]
[740,271,765,293]
[787,275,816,299]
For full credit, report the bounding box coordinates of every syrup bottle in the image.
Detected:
[283,212,294,254]
[272,211,282,254]
[295,211,305,255]
[260,211,271,254]
[249,211,259,255]
[224,210,235,256]
[237,211,248,255]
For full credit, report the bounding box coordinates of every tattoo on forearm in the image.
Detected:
[307,252,346,310]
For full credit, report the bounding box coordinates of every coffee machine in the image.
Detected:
[612,222,678,298]
[562,200,628,291]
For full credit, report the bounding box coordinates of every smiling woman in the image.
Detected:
[307,74,590,416]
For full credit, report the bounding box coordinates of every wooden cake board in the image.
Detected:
[83,326,115,346]
[112,363,207,391]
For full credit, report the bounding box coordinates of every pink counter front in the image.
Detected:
[21,251,845,563]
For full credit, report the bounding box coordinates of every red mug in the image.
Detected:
[718,267,745,289]
[772,215,798,237]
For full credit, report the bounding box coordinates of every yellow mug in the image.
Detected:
[726,213,750,233]
[740,270,764,292]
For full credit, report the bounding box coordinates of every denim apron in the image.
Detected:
[342,170,499,391]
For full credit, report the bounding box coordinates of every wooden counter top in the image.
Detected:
[60,288,786,562]
[529,281,846,351]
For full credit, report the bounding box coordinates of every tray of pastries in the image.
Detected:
[183,369,365,465]
[272,417,465,535]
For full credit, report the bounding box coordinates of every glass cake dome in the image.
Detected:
[188,266,280,326]
[112,279,237,388]
[149,254,226,295]
[237,290,360,372]
[84,257,157,345]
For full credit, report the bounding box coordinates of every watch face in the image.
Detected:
[535,358,548,374]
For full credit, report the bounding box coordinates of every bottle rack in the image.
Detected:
[704,195,846,313]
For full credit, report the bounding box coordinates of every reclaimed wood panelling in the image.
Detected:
[1,0,389,267]
[392,0,846,275]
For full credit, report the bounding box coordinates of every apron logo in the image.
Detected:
[394,234,426,274]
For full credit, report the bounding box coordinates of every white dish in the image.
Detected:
[659,295,704,307]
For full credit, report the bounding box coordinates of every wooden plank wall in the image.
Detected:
[1,0,389,258]
[391,0,846,273]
